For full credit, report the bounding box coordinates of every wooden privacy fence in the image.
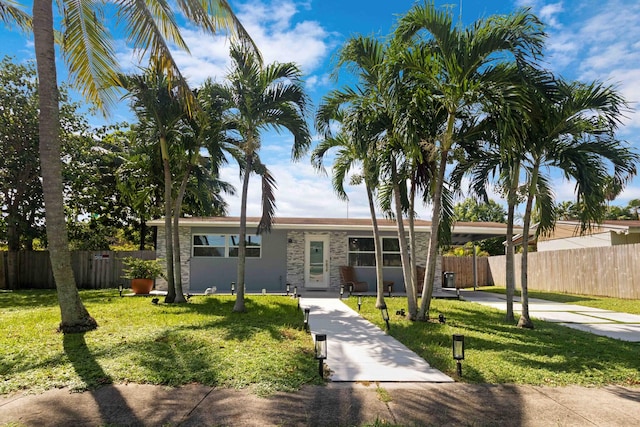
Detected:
[0,250,155,290]
[487,243,640,299]
[441,256,492,287]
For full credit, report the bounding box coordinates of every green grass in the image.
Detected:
[343,296,640,387]
[477,287,640,314]
[0,290,323,396]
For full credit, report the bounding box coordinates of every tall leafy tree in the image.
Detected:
[216,42,311,313]
[393,3,545,321]
[28,0,254,331]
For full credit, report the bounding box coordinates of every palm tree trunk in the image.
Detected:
[505,162,519,323]
[33,0,96,333]
[366,183,385,308]
[418,149,448,320]
[518,163,538,329]
[171,163,193,304]
[234,153,252,312]
[408,169,418,304]
[391,160,416,319]
[160,135,176,303]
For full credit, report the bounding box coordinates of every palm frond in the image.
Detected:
[0,0,31,31]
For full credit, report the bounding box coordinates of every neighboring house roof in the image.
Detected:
[513,220,640,245]
[539,220,640,241]
[148,216,518,245]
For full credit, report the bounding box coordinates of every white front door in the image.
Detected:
[305,234,330,289]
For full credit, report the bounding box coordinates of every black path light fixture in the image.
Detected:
[294,285,298,298]
[453,334,465,376]
[303,307,310,331]
[231,282,235,296]
[314,334,327,378]
[286,283,290,296]
[387,283,392,298]
[339,284,344,300]
[348,283,354,296]
[118,282,124,297]
[380,303,390,331]
[357,295,362,312]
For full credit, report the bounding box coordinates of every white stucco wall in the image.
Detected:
[537,232,612,252]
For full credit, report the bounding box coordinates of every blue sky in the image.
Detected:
[2,0,640,220]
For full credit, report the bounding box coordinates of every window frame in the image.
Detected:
[192,233,262,258]
[347,236,403,267]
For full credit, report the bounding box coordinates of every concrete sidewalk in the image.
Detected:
[460,290,640,342]
[1,382,639,426]
[300,297,452,382]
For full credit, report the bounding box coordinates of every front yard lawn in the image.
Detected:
[0,290,322,396]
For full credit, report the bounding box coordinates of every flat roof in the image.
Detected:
[148,216,520,244]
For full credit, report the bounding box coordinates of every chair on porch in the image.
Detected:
[339,266,369,293]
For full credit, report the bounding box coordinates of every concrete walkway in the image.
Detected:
[300,297,452,382]
[460,290,640,342]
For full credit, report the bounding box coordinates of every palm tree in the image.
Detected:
[516,77,637,328]
[314,108,388,308]
[216,42,311,313]
[393,3,545,321]
[315,35,395,308]
[28,0,253,331]
[119,70,188,303]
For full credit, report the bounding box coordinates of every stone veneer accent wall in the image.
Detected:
[155,226,191,293]
[285,230,441,291]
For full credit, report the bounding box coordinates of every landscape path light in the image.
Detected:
[339,284,344,300]
[294,286,298,298]
[286,283,290,296]
[118,283,124,297]
[303,307,310,331]
[357,295,362,312]
[314,334,327,378]
[348,284,353,296]
[453,334,465,376]
[380,303,390,331]
[231,282,235,296]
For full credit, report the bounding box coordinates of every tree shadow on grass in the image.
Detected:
[63,333,141,425]
[0,289,59,309]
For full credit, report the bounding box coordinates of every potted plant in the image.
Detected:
[121,257,164,294]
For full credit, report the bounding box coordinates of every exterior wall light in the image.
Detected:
[453,334,465,376]
[314,334,327,378]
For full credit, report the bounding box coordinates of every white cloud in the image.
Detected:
[539,2,563,28]
[234,0,333,74]
[536,0,640,134]
[220,160,373,218]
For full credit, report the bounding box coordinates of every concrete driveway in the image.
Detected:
[460,290,640,342]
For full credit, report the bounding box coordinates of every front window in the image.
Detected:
[193,234,262,258]
[348,237,402,267]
